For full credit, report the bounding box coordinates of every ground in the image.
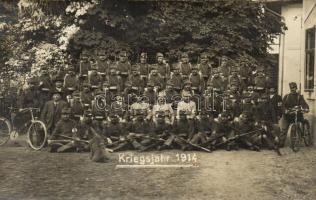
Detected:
[0,141,316,200]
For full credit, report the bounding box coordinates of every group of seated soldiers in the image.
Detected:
[14,50,300,154]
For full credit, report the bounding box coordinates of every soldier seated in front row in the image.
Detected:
[190,111,213,147]
[48,108,78,153]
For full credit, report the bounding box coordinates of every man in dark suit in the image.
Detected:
[267,87,282,124]
[41,91,68,135]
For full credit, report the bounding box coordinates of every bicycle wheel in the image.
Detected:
[289,124,300,152]
[0,117,11,146]
[27,120,47,150]
[302,120,312,146]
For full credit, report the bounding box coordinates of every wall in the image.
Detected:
[302,0,316,143]
[279,1,316,144]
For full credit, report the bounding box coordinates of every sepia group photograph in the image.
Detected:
[0,0,315,199]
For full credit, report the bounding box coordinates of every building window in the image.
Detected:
[305,27,315,90]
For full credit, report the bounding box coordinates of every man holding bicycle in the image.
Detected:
[280,82,309,147]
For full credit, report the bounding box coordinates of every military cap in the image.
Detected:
[131,65,139,71]
[240,112,250,120]
[242,91,251,98]
[156,52,164,58]
[183,80,191,86]
[207,82,214,87]
[84,110,93,117]
[166,80,174,86]
[191,65,198,71]
[72,90,80,97]
[212,67,219,73]
[27,77,38,84]
[200,53,209,59]
[51,89,62,96]
[181,52,189,58]
[82,82,91,87]
[125,81,132,87]
[41,66,48,71]
[218,112,228,119]
[52,75,64,83]
[61,108,72,114]
[289,82,297,88]
[67,66,75,71]
[147,81,154,87]
[257,66,265,72]
[119,51,128,57]
[102,81,110,87]
[140,52,147,58]
[110,67,116,72]
[97,50,106,56]
[94,89,104,95]
[172,64,180,71]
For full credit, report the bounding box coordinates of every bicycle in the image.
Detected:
[0,107,47,150]
[287,106,312,152]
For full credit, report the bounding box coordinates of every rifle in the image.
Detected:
[176,136,212,153]
[215,128,263,147]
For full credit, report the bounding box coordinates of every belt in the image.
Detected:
[84,104,90,107]
[67,87,75,91]
[41,88,50,91]
[109,86,117,90]
[94,116,104,119]
[91,85,99,89]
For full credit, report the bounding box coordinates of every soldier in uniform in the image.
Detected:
[280,82,309,147]
[105,113,128,150]
[178,52,192,80]
[107,68,122,95]
[151,53,170,82]
[137,52,150,83]
[41,91,68,135]
[143,81,157,106]
[88,62,102,90]
[52,74,67,100]
[241,91,255,118]
[209,112,234,150]
[267,87,282,124]
[125,110,152,150]
[48,108,78,153]
[207,67,224,92]
[198,52,213,88]
[169,65,183,94]
[152,96,174,124]
[228,67,241,91]
[148,69,164,91]
[80,82,93,109]
[181,80,193,97]
[96,50,110,81]
[189,65,203,95]
[128,65,145,94]
[91,89,107,121]
[177,93,196,120]
[76,110,98,143]
[190,111,213,147]
[69,90,84,122]
[219,56,231,80]
[114,51,131,89]
[158,80,178,105]
[239,59,252,91]
[142,111,172,151]
[63,66,78,97]
[254,68,268,94]
[38,67,53,109]
[164,110,195,150]
[79,50,91,79]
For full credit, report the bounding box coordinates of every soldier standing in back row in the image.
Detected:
[151,53,170,82]
[137,52,150,83]
[198,53,213,88]
[96,50,110,81]
[178,53,192,80]
[115,51,131,90]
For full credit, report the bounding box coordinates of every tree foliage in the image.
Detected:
[0,0,286,86]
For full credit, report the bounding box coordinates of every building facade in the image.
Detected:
[268,0,316,142]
